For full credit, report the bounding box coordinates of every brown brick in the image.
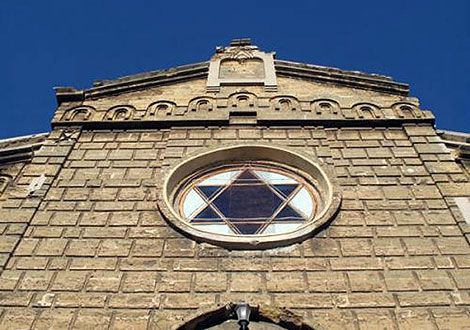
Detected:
[416,270,455,291]
[163,293,214,309]
[173,259,218,272]
[119,258,169,271]
[307,272,348,292]
[383,270,419,291]
[0,270,22,290]
[163,239,196,257]
[98,239,132,256]
[35,238,68,256]
[436,237,470,254]
[432,308,470,330]
[0,209,35,223]
[397,292,451,307]
[230,273,263,292]
[0,309,37,329]
[437,182,470,197]
[131,239,164,257]
[157,272,191,292]
[339,239,372,256]
[403,238,439,255]
[73,310,112,329]
[66,239,100,256]
[385,256,434,270]
[70,257,117,270]
[35,309,75,329]
[122,272,157,292]
[51,271,88,291]
[112,311,150,329]
[15,257,49,270]
[86,271,122,292]
[330,257,383,270]
[373,238,405,256]
[274,293,332,308]
[335,293,395,308]
[194,272,227,292]
[108,294,159,309]
[266,272,305,292]
[355,310,397,330]
[348,271,384,292]
[18,271,53,290]
[13,238,39,256]
[55,292,107,307]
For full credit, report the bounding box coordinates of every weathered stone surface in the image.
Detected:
[0,41,469,329]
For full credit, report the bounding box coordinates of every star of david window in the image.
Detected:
[177,164,320,236]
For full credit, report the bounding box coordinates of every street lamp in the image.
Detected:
[234,303,251,330]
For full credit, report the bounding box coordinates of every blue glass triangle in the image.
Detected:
[197,186,222,199]
[273,184,298,198]
[233,223,263,234]
[192,206,223,223]
[235,170,262,183]
[274,205,304,221]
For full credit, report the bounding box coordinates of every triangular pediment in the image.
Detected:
[55,40,409,104]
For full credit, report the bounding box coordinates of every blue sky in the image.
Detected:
[0,0,469,138]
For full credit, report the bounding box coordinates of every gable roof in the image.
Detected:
[55,45,409,103]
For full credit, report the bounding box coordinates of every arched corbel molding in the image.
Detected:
[392,102,422,119]
[146,101,177,117]
[61,105,95,121]
[311,99,340,115]
[188,97,215,113]
[104,105,135,121]
[228,92,258,109]
[270,96,300,112]
[353,102,382,119]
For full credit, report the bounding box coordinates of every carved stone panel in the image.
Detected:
[207,42,277,92]
[219,58,265,79]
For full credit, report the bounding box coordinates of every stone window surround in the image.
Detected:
[158,143,341,250]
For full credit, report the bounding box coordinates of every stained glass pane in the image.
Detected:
[289,187,314,218]
[183,189,206,218]
[274,205,303,221]
[272,184,298,198]
[180,165,316,236]
[213,181,283,219]
[199,170,240,186]
[195,224,235,235]
[233,222,263,235]
[192,206,223,222]
[197,186,222,199]
[255,170,297,184]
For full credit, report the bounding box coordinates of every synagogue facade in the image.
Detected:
[0,39,469,329]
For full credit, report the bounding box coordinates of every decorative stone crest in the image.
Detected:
[207,38,277,92]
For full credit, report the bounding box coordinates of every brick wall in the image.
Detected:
[0,123,469,329]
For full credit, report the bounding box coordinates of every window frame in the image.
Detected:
[158,144,341,250]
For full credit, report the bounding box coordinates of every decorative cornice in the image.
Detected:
[54,49,410,102]
[438,129,470,162]
[274,60,409,96]
[0,133,48,166]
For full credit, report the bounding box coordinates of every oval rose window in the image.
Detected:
[177,163,320,236]
[159,144,341,249]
